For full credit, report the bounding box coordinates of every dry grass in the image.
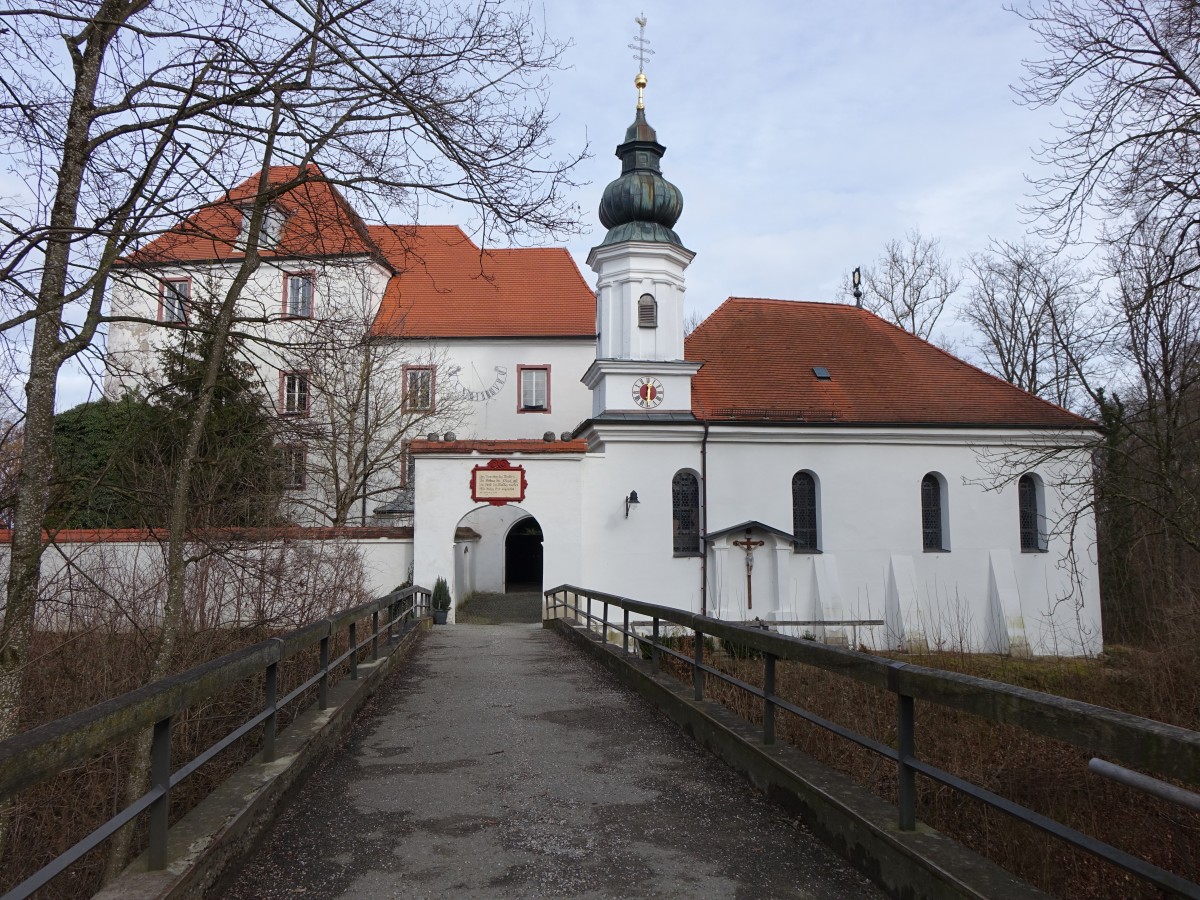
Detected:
[657,639,1200,899]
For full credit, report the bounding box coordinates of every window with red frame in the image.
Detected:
[519,366,549,412]
[161,278,190,323]
[282,372,310,416]
[284,273,314,318]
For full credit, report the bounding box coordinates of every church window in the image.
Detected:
[638,293,658,328]
[792,471,819,551]
[518,365,550,412]
[1019,474,1046,552]
[921,473,948,551]
[282,444,306,490]
[284,273,314,318]
[672,470,701,556]
[405,366,434,411]
[281,372,310,416]
[160,277,190,324]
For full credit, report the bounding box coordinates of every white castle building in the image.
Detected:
[107,83,1103,656]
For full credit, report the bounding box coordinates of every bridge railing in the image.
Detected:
[544,584,1200,898]
[0,585,431,900]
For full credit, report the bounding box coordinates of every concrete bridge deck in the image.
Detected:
[218,619,879,898]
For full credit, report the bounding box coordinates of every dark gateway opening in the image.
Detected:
[505,517,543,591]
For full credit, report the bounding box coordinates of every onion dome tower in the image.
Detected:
[584,55,700,418]
[596,88,685,247]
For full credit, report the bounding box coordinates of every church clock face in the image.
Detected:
[632,376,664,409]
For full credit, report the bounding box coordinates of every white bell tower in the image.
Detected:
[582,65,700,417]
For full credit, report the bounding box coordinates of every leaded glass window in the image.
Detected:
[792,471,818,551]
[922,473,944,551]
[672,470,700,555]
[1019,474,1043,551]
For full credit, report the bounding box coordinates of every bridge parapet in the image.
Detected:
[0,585,432,899]
[545,584,1200,898]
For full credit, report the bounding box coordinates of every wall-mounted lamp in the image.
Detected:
[625,490,640,518]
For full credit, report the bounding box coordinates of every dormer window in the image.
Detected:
[239,204,286,250]
[638,293,657,328]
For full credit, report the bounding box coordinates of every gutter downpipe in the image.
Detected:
[700,419,709,616]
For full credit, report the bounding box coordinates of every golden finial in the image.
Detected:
[629,14,653,110]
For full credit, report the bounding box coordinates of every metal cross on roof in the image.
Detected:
[629,14,653,74]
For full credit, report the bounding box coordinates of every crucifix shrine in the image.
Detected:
[732,529,766,610]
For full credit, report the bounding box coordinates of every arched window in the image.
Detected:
[1018,474,1045,552]
[672,470,701,555]
[638,293,658,328]
[921,473,947,551]
[792,471,818,551]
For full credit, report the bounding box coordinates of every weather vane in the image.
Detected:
[628,14,653,109]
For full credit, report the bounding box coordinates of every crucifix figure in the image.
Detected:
[732,529,765,610]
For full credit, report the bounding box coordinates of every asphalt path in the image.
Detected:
[217,622,880,899]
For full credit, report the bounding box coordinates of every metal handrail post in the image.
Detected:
[693,629,704,701]
[349,622,359,680]
[763,653,776,745]
[371,610,379,661]
[148,716,171,869]
[652,617,659,668]
[319,635,330,710]
[587,595,592,633]
[263,662,278,763]
[623,609,630,654]
[602,601,608,645]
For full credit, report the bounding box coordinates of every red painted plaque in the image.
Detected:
[470,459,527,506]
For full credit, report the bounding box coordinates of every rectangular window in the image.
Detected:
[282,372,310,416]
[284,273,314,318]
[518,365,549,412]
[282,445,306,490]
[405,366,434,411]
[161,278,190,324]
[240,204,285,249]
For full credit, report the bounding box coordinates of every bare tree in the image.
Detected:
[1016,0,1200,252]
[0,0,585,863]
[271,275,467,526]
[961,238,1102,411]
[858,229,961,339]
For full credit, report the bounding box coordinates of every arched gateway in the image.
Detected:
[504,516,543,591]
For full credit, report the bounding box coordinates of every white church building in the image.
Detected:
[107,85,1103,657]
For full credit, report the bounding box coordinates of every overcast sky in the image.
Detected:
[52,0,1063,408]
[521,1,1059,324]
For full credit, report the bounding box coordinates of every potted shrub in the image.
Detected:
[431,577,451,624]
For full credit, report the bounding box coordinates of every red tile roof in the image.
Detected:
[368,225,595,338]
[686,298,1096,429]
[410,439,588,455]
[124,167,382,265]
[124,168,595,338]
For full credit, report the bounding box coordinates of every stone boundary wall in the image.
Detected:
[0,528,415,629]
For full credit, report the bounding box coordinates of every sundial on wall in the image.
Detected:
[450,364,507,402]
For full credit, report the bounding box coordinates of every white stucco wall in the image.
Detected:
[412,450,585,622]
[409,422,1103,656]
[0,534,414,629]
[430,337,596,440]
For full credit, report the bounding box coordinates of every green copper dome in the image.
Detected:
[597,107,684,246]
